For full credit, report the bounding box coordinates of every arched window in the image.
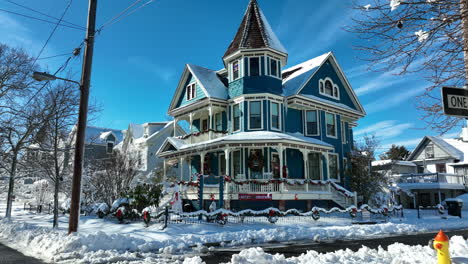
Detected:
[324,80,333,96]
[319,78,340,99]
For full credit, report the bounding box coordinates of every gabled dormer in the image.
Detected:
[223,0,288,97]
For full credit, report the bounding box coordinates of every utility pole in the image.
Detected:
[462,0,468,85]
[68,0,97,234]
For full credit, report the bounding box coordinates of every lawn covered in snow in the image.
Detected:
[1,199,468,263]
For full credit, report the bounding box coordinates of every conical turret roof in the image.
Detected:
[223,0,287,58]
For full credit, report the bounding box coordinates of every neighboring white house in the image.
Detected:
[116,121,187,183]
[372,128,468,208]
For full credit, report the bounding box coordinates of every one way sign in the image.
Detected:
[442,87,468,118]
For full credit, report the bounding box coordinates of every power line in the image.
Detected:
[31,0,73,68]
[3,0,86,30]
[96,0,155,33]
[36,53,71,60]
[0,8,84,31]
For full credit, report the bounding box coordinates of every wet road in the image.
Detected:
[201,229,468,264]
[0,242,44,264]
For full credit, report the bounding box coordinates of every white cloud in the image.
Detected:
[380,137,422,150]
[363,85,426,114]
[127,56,175,81]
[355,120,414,144]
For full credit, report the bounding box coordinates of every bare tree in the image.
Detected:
[87,151,139,208]
[348,0,464,133]
[27,81,79,227]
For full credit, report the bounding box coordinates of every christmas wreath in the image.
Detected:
[267,209,279,224]
[248,151,264,172]
[312,209,320,221]
[349,208,357,218]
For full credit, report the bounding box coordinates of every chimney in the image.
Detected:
[461,127,468,142]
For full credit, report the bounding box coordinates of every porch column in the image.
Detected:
[200,152,206,175]
[438,190,442,204]
[322,152,329,181]
[179,156,185,181]
[208,106,213,140]
[224,148,231,176]
[301,149,309,192]
[189,113,194,144]
[163,159,167,182]
[276,145,285,192]
[173,117,178,137]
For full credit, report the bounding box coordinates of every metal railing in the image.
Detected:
[394,173,466,185]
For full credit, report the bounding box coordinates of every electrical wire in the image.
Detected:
[36,53,71,61]
[3,0,86,30]
[99,0,155,31]
[97,0,142,31]
[0,8,84,31]
[31,0,73,68]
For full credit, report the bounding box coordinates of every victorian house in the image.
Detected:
[157,0,365,211]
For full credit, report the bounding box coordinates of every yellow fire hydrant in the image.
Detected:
[433,230,451,264]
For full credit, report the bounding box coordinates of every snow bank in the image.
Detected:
[227,236,468,264]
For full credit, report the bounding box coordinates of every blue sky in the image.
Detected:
[0,0,461,155]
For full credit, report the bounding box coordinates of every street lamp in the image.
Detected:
[32,72,81,86]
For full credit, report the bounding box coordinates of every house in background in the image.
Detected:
[372,128,468,208]
[157,0,365,211]
[116,121,187,183]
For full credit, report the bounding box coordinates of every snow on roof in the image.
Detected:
[163,131,332,152]
[223,0,287,57]
[129,123,144,139]
[257,7,287,54]
[427,136,468,161]
[282,52,330,96]
[85,126,123,145]
[187,64,228,100]
[372,160,416,167]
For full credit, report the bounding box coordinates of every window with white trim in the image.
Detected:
[308,152,321,180]
[106,142,114,154]
[249,57,260,76]
[341,121,347,143]
[305,110,319,136]
[426,144,434,159]
[271,102,280,130]
[319,78,340,99]
[233,104,241,132]
[269,58,280,78]
[231,60,240,81]
[186,83,196,101]
[328,153,339,180]
[233,150,242,178]
[249,101,262,129]
[325,112,337,138]
[214,112,222,131]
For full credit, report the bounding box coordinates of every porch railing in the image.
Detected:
[394,173,466,185]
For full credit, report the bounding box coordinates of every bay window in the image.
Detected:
[249,101,262,129]
[326,112,337,138]
[305,110,319,136]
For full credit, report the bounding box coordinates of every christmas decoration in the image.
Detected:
[248,150,264,172]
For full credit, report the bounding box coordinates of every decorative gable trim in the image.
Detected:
[168,65,210,112]
[407,136,462,161]
[294,52,365,115]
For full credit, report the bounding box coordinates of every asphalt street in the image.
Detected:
[201,229,468,264]
[0,243,44,264]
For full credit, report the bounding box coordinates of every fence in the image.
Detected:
[150,205,404,228]
[417,205,445,219]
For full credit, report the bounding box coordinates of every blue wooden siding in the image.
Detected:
[285,108,303,134]
[175,74,207,108]
[298,58,358,111]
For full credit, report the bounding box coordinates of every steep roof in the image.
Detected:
[84,126,123,145]
[223,0,286,58]
[282,52,330,96]
[408,136,466,161]
[187,64,228,100]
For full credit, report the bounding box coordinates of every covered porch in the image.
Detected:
[158,131,356,209]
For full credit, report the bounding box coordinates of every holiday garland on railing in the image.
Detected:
[176,129,228,140]
[168,175,355,198]
[152,205,404,224]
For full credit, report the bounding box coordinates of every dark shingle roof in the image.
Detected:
[223,0,286,58]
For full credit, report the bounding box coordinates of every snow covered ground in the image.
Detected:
[1,199,468,263]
